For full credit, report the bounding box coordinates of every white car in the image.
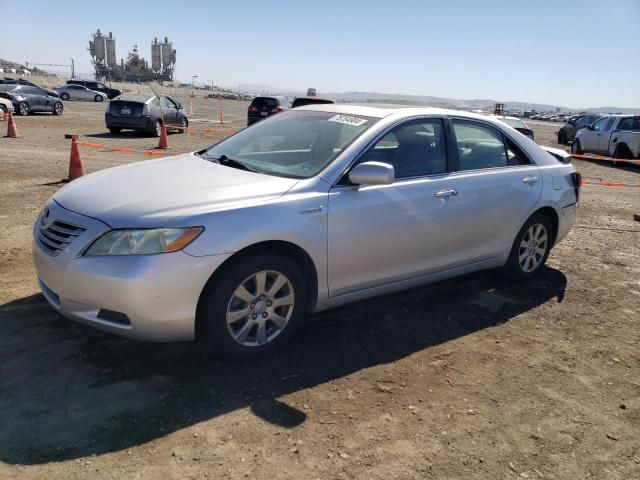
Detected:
[33,105,579,358]
[54,84,107,102]
[0,96,14,114]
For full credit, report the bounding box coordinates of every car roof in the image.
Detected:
[113,92,155,102]
[297,103,499,121]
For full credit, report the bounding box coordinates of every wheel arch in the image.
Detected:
[531,206,559,245]
[194,240,319,339]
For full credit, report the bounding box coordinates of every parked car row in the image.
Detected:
[556,114,600,144]
[247,95,335,125]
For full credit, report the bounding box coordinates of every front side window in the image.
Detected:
[204,110,378,178]
[357,119,447,179]
[592,118,608,132]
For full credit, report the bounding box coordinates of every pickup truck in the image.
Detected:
[572,115,640,159]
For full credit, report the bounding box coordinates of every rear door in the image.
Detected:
[160,96,178,125]
[443,118,543,262]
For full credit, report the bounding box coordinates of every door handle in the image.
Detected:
[434,188,458,198]
[522,176,538,184]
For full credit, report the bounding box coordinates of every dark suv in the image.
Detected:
[247,96,290,125]
[67,80,122,99]
[557,114,600,145]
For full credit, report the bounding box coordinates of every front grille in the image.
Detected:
[37,219,86,256]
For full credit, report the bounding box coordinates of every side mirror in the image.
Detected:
[348,161,395,186]
[586,124,594,130]
[176,103,182,109]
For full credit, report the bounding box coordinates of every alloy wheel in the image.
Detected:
[226,270,295,347]
[518,223,548,273]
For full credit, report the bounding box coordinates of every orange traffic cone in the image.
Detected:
[4,112,18,138]
[156,122,169,149]
[68,135,86,180]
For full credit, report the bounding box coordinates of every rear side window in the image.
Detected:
[452,120,528,170]
[617,117,640,130]
[251,97,278,109]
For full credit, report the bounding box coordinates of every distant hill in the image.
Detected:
[323,91,639,114]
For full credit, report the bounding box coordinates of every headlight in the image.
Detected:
[84,227,203,256]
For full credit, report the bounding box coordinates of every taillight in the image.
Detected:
[142,104,151,115]
[572,172,582,188]
[248,105,258,112]
[271,106,284,113]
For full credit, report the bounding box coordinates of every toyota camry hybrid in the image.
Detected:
[33,105,579,358]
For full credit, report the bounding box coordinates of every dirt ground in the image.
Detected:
[0,97,638,480]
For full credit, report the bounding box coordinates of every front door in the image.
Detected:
[582,117,608,152]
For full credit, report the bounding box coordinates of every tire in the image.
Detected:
[94,95,104,102]
[200,252,307,359]
[52,102,63,115]
[178,116,188,133]
[558,131,567,145]
[152,120,162,137]
[571,139,582,155]
[60,93,70,101]
[0,104,7,114]
[613,144,632,160]
[17,102,29,116]
[504,213,554,281]
[109,127,121,134]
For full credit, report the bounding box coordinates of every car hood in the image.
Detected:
[53,153,299,227]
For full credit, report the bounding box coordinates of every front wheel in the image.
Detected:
[60,93,70,101]
[94,95,104,102]
[0,105,7,114]
[108,127,121,134]
[17,102,29,116]
[52,102,63,115]
[571,139,582,155]
[200,253,307,358]
[504,214,553,281]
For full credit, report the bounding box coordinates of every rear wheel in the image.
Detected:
[94,95,104,102]
[558,131,567,145]
[60,93,70,101]
[17,102,29,116]
[109,127,121,134]
[52,102,63,115]
[0,104,7,114]
[613,144,632,160]
[152,120,162,137]
[200,253,307,359]
[504,213,553,281]
[179,116,188,133]
[571,139,582,155]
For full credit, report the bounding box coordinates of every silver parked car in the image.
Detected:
[54,84,107,102]
[33,105,579,358]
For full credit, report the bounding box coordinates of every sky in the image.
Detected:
[1,0,639,109]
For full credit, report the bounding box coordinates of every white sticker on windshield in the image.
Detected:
[328,114,368,126]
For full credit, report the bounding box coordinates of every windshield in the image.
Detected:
[204,110,378,178]
[500,117,527,129]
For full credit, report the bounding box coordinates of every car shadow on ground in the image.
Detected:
[85,131,157,140]
[0,267,566,465]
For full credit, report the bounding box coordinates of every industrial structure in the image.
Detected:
[88,30,176,82]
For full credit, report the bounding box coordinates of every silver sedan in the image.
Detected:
[33,105,579,358]
[54,84,107,102]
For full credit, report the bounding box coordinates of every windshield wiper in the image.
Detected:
[210,154,257,172]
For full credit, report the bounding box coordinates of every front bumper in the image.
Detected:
[32,200,231,342]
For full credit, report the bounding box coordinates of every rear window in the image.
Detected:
[617,117,640,131]
[251,97,279,108]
